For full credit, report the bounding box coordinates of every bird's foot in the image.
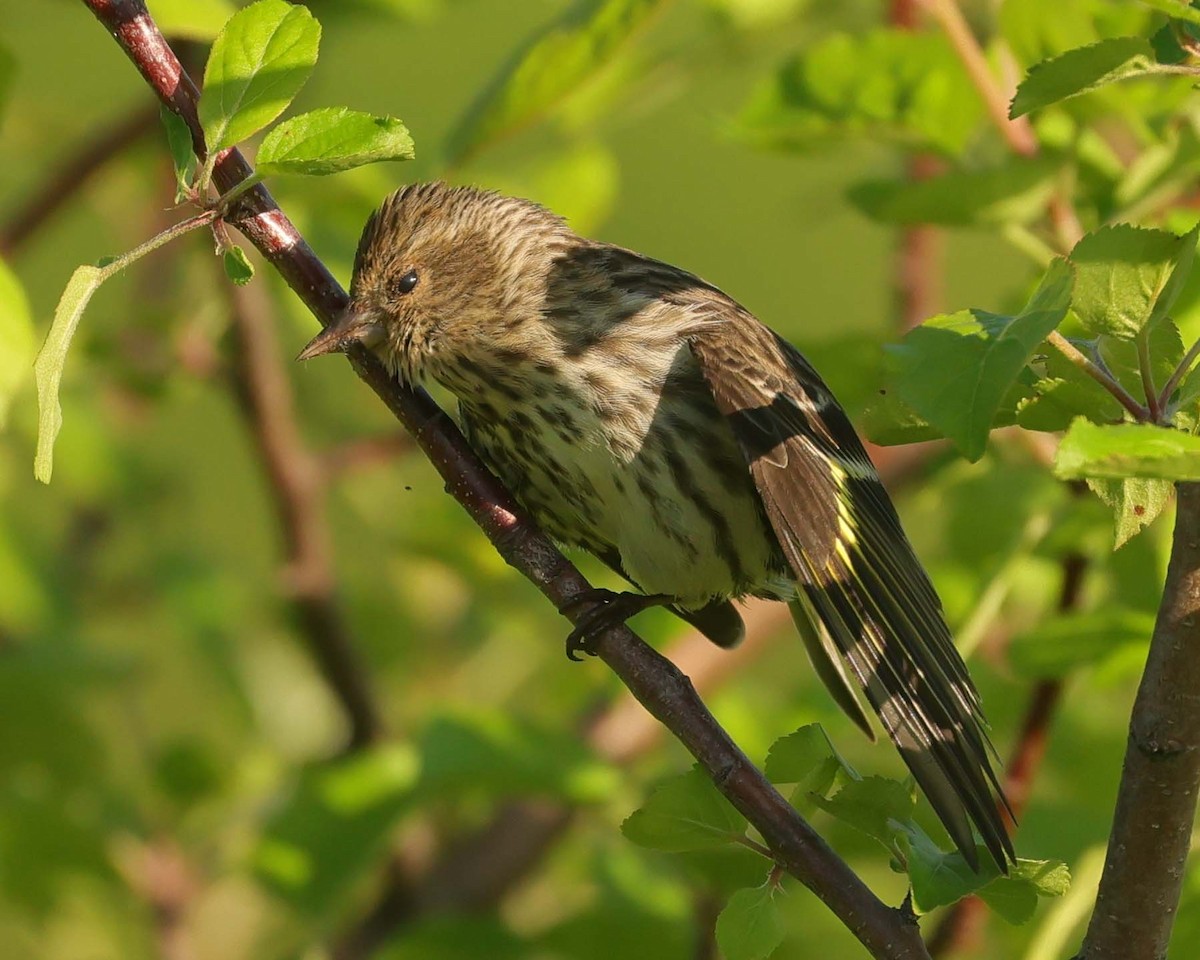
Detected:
[560,589,672,661]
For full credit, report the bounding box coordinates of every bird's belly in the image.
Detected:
[460,372,781,606]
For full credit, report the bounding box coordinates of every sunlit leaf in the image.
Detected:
[1056,419,1200,480]
[1070,223,1199,340]
[1010,38,1160,118]
[256,107,414,176]
[199,0,321,152]
[33,265,104,483]
[1087,477,1174,548]
[889,259,1073,460]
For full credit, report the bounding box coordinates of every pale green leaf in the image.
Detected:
[33,265,105,484]
[715,885,785,960]
[1010,38,1160,118]
[1070,223,1198,340]
[1056,419,1200,481]
[811,776,914,852]
[1087,477,1173,548]
[199,0,321,152]
[256,107,414,176]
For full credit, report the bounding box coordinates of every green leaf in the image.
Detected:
[147,0,237,40]
[978,859,1072,925]
[763,723,845,811]
[1010,38,1160,118]
[763,723,842,783]
[256,107,414,176]
[223,245,255,285]
[1070,223,1199,340]
[1088,477,1174,548]
[33,265,105,484]
[0,258,35,429]
[1056,419,1200,480]
[622,766,748,852]
[1008,609,1156,677]
[738,30,981,155]
[199,0,321,153]
[890,259,1073,461]
[811,776,914,853]
[900,828,1001,914]
[445,0,667,164]
[160,106,197,200]
[253,744,418,916]
[714,885,786,960]
[849,158,1060,227]
[1141,0,1200,28]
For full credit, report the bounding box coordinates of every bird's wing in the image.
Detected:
[689,315,1013,872]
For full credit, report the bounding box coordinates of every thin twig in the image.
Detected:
[226,276,382,751]
[1137,332,1163,421]
[80,3,930,957]
[1159,335,1200,414]
[1046,331,1150,421]
[919,0,1037,157]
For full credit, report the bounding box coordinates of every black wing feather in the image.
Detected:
[690,322,1014,871]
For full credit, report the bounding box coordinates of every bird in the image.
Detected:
[297,181,1013,871]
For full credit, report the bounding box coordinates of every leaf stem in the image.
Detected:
[1046,331,1150,421]
[733,834,777,860]
[1159,336,1200,414]
[1138,331,1163,421]
[98,209,218,281]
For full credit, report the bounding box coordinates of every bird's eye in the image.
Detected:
[395,269,419,295]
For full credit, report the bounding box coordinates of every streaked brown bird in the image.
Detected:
[298,182,1013,871]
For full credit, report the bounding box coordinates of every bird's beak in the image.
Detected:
[297,305,384,361]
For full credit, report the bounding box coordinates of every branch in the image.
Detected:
[226,276,383,751]
[1079,482,1200,960]
[79,2,930,956]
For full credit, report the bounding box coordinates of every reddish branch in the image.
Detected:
[79,2,931,957]
[226,277,383,750]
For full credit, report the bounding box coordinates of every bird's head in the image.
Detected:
[297,182,567,384]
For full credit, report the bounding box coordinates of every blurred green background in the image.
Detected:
[0,1,1181,958]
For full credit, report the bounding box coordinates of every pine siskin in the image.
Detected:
[298,182,1013,871]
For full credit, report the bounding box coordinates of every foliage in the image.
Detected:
[7,0,1200,959]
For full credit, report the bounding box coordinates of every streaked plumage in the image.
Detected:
[298,182,1014,871]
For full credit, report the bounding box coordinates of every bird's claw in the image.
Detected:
[559,589,670,661]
